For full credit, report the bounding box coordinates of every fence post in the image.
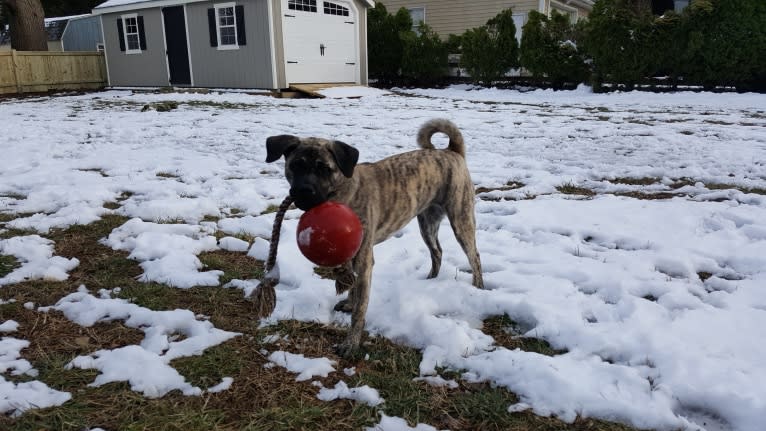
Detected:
[10,49,22,94]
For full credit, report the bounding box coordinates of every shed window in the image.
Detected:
[289,0,317,12]
[215,3,238,48]
[323,1,349,16]
[208,4,246,48]
[121,14,141,53]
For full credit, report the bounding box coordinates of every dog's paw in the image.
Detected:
[336,332,364,359]
[336,341,363,360]
[333,298,352,313]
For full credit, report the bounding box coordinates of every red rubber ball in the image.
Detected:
[296,201,363,267]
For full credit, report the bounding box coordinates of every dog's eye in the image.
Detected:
[315,162,331,174]
[290,160,309,172]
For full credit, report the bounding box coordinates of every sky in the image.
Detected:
[0,84,765,431]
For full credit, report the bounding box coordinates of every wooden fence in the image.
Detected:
[0,50,107,95]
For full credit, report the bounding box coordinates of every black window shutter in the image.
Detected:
[207,8,218,47]
[117,18,125,51]
[137,16,147,50]
[235,5,246,46]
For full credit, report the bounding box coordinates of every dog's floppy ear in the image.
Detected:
[328,140,359,178]
[266,135,301,163]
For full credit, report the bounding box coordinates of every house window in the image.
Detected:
[215,3,238,49]
[289,0,317,12]
[323,1,349,16]
[408,7,424,32]
[122,14,141,53]
[512,14,526,44]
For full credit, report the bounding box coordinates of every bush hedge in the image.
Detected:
[520,10,589,88]
[459,8,520,85]
[366,4,448,87]
[368,0,766,92]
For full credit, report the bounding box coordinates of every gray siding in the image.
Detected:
[62,16,103,51]
[102,9,169,86]
[187,0,274,89]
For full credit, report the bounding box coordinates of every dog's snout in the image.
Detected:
[290,185,325,211]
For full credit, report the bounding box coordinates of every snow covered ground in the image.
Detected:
[1,85,765,430]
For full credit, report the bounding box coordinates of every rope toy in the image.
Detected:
[250,196,358,318]
[251,195,293,318]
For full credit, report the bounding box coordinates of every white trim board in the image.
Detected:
[93,0,374,16]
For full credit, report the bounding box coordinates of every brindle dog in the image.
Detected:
[266,119,483,355]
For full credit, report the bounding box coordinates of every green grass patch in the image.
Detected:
[172,344,244,389]
[0,254,20,278]
[475,180,525,195]
[156,171,180,179]
[199,250,263,285]
[483,314,566,356]
[610,177,659,186]
[556,182,596,197]
[261,204,280,215]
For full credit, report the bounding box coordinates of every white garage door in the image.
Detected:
[282,0,358,84]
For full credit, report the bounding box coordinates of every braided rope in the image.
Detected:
[252,195,293,318]
[264,195,294,277]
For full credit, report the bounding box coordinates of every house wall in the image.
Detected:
[102,8,170,86]
[62,16,103,51]
[376,0,539,38]
[186,0,274,88]
[378,0,590,39]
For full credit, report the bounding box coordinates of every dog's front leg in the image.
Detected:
[337,242,373,358]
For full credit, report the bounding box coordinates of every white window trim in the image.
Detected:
[121,13,142,54]
[214,2,239,50]
[550,0,579,20]
[408,6,425,33]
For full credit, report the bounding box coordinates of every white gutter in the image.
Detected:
[92,0,206,15]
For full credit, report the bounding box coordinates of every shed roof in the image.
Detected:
[93,0,375,15]
[0,14,90,45]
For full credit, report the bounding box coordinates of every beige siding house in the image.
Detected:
[376,0,593,39]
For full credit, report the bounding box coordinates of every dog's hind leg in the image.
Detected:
[445,198,484,289]
[417,205,445,279]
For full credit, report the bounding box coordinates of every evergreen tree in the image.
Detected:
[460,8,519,86]
[520,10,589,88]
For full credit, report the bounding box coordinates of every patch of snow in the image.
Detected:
[0,235,79,286]
[317,380,383,406]
[207,377,234,393]
[48,286,238,398]
[267,351,336,382]
[366,414,444,431]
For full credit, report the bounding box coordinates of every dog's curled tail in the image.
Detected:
[417,118,465,158]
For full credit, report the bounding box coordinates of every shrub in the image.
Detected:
[583,0,655,89]
[520,10,589,88]
[676,0,766,91]
[400,23,448,86]
[367,4,412,85]
[460,8,519,86]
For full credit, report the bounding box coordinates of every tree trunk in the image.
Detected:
[3,0,48,51]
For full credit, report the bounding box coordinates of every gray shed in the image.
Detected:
[92,0,374,89]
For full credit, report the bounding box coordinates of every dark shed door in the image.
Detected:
[162,6,191,85]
